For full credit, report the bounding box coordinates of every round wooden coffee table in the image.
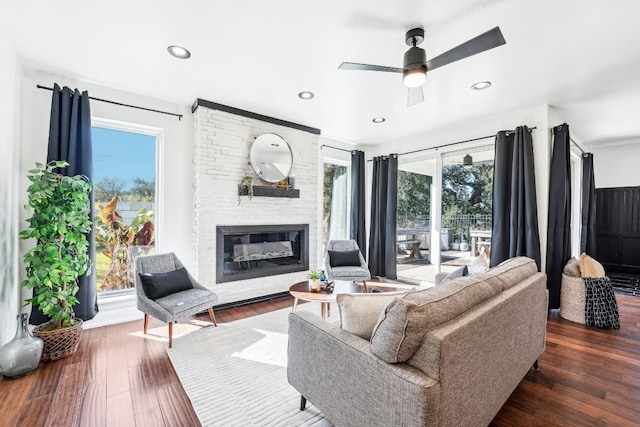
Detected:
[289,281,414,320]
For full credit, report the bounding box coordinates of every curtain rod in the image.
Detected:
[570,138,585,154]
[320,144,353,153]
[367,126,537,161]
[554,124,586,154]
[36,85,184,120]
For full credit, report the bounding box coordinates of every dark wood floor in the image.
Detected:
[1,295,639,426]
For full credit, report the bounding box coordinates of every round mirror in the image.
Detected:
[249,133,293,183]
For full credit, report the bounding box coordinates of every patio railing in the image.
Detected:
[397,214,492,242]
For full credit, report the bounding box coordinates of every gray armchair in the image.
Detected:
[325,240,371,285]
[135,252,218,347]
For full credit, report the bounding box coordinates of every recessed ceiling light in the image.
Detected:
[372,117,386,123]
[167,45,191,59]
[471,81,491,91]
[298,91,314,100]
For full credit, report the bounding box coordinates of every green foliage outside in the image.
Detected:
[397,170,432,226]
[94,176,155,202]
[441,163,493,216]
[95,197,155,291]
[397,163,494,239]
[20,161,93,329]
[95,251,110,287]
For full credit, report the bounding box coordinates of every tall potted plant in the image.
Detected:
[20,161,93,361]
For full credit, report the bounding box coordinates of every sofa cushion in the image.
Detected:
[329,266,370,278]
[580,252,606,278]
[370,276,502,363]
[486,256,539,290]
[337,292,407,341]
[155,288,217,315]
[328,250,361,267]
[563,257,581,277]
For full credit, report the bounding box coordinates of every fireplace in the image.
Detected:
[216,224,309,283]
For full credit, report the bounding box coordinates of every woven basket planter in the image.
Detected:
[560,273,586,324]
[33,319,83,361]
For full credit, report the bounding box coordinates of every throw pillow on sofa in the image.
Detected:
[468,255,490,274]
[369,257,538,363]
[439,265,469,284]
[370,275,502,363]
[337,291,409,340]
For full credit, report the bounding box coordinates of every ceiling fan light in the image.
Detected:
[167,45,191,59]
[463,154,473,170]
[403,69,426,88]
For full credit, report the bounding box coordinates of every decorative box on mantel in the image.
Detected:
[238,185,300,198]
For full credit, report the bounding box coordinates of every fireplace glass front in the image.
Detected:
[216,224,309,283]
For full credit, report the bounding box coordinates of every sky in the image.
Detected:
[92,127,156,190]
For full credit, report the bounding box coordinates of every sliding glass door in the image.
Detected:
[396,158,435,284]
[396,145,494,284]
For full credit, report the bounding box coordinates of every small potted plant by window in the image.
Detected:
[307,269,322,292]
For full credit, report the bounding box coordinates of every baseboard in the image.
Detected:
[213,292,290,312]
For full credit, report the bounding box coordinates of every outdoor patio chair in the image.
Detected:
[135,252,217,347]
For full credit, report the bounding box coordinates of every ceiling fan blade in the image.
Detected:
[425,26,506,72]
[407,86,424,106]
[339,62,403,73]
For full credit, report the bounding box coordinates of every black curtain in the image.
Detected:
[490,126,541,269]
[31,83,98,324]
[350,150,366,255]
[545,123,572,309]
[581,153,597,256]
[368,154,398,279]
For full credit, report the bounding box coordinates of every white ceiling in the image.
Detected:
[2,0,640,149]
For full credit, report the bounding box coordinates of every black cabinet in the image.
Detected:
[595,186,640,274]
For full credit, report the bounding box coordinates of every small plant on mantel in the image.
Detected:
[238,175,254,204]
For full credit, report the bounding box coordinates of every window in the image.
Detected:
[441,151,494,249]
[322,161,349,262]
[92,120,159,295]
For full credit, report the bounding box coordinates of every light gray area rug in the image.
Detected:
[166,304,337,427]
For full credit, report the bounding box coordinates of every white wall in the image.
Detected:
[0,31,20,346]
[593,142,640,188]
[18,68,193,327]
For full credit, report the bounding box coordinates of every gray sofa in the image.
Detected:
[287,257,547,427]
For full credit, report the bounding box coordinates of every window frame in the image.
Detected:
[91,117,163,299]
[322,158,351,241]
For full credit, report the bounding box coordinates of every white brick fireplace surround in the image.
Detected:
[192,100,320,305]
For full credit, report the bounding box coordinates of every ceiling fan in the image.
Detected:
[338,26,506,106]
